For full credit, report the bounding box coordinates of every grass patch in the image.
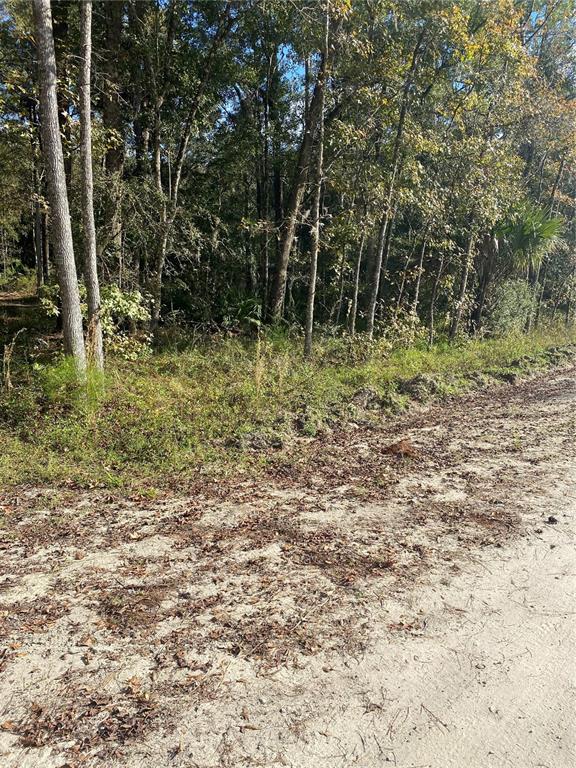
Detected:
[0,326,574,489]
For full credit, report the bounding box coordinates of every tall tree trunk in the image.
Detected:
[396,231,418,311]
[376,203,397,325]
[41,210,50,282]
[304,5,329,358]
[29,103,44,291]
[99,0,125,267]
[548,154,565,213]
[449,232,476,340]
[51,0,72,190]
[525,259,541,332]
[366,217,387,337]
[150,3,233,328]
[333,246,348,328]
[32,162,44,291]
[349,229,366,336]
[366,33,425,339]
[428,252,445,346]
[79,0,104,370]
[566,264,575,325]
[410,236,427,333]
[270,25,332,321]
[534,256,549,328]
[33,0,85,371]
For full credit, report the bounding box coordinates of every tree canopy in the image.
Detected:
[1,0,575,354]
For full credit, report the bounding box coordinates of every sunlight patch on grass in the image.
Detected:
[0,326,574,489]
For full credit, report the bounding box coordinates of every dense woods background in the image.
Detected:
[0,0,575,365]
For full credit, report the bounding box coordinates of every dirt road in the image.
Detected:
[0,367,574,767]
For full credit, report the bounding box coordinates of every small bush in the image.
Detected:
[39,283,152,360]
[485,279,534,334]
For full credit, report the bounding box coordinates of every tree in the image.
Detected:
[270,3,336,321]
[32,0,85,371]
[79,0,103,370]
[303,2,329,358]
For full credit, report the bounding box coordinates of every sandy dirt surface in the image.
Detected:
[0,367,574,768]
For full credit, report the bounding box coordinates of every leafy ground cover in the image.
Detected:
[1,324,574,489]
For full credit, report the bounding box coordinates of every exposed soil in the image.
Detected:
[0,366,574,767]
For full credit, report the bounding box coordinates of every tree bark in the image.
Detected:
[79,0,104,370]
[428,252,445,346]
[449,232,476,340]
[32,164,44,291]
[366,32,425,340]
[51,0,72,190]
[366,217,387,337]
[396,231,418,311]
[410,236,427,333]
[565,264,575,326]
[41,210,50,282]
[33,0,85,371]
[270,20,332,322]
[349,229,366,336]
[304,5,329,358]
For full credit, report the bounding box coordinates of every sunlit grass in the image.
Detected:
[0,325,574,489]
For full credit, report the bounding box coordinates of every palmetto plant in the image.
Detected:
[499,202,564,273]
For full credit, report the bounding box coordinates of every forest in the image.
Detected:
[0,0,574,362]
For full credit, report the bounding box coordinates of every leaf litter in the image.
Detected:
[0,367,574,766]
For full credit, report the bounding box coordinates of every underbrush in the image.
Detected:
[0,325,574,489]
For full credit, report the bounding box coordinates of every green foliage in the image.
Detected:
[500,203,564,270]
[1,0,576,387]
[99,285,150,336]
[485,279,535,334]
[38,283,152,359]
[0,328,573,489]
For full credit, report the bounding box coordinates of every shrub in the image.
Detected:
[39,283,152,359]
[485,279,534,334]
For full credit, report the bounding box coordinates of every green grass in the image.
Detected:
[0,325,574,490]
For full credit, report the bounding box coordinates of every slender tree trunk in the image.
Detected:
[30,104,44,291]
[259,77,270,313]
[534,257,549,328]
[51,0,72,190]
[270,99,321,320]
[33,0,85,372]
[525,259,541,332]
[32,166,44,291]
[566,264,575,325]
[79,0,103,370]
[349,228,366,336]
[149,3,233,328]
[375,203,397,322]
[41,210,50,282]
[101,0,124,267]
[366,32,425,340]
[271,20,332,321]
[410,236,427,333]
[428,252,445,346]
[396,233,417,311]
[449,232,476,340]
[548,154,565,213]
[366,217,387,337]
[304,7,328,358]
[333,246,348,328]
